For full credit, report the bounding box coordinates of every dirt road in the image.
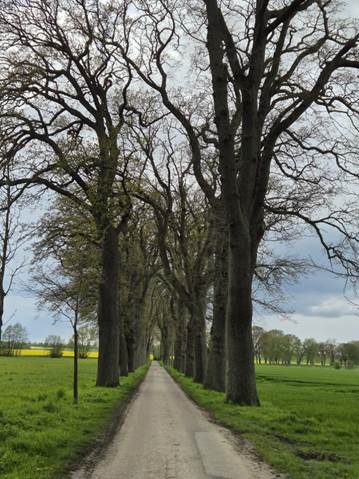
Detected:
[74,362,278,479]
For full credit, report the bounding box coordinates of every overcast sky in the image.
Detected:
[344,0,359,16]
[2,0,359,344]
[255,0,359,342]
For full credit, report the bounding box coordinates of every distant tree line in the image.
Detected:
[44,328,98,359]
[0,322,28,356]
[0,325,97,360]
[253,327,359,368]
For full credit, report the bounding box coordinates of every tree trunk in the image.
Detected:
[134,319,147,368]
[0,294,4,343]
[127,332,135,373]
[185,318,195,377]
[181,315,188,373]
[204,0,264,406]
[204,212,227,392]
[119,331,128,376]
[226,235,259,405]
[73,323,78,403]
[160,317,172,365]
[96,225,120,387]
[119,297,128,376]
[193,301,206,383]
[138,336,147,365]
[173,302,186,372]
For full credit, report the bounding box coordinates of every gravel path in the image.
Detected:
[73,361,279,479]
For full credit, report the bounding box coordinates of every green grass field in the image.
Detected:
[167,365,359,479]
[0,357,148,479]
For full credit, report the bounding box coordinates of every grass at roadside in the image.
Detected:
[166,365,359,479]
[0,357,148,479]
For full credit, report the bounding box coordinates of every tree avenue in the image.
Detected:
[118,0,359,404]
[0,0,358,407]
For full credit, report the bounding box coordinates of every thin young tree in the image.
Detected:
[33,265,90,403]
[31,195,100,401]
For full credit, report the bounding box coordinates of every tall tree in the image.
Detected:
[202,0,359,403]
[0,0,138,386]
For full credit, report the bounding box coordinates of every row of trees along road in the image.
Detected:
[0,0,358,405]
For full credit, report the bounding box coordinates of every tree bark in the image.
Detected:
[127,331,135,373]
[185,318,195,377]
[137,336,147,366]
[118,292,128,376]
[119,330,128,377]
[193,301,206,383]
[161,325,170,364]
[204,212,227,392]
[225,233,259,405]
[0,294,4,343]
[96,225,120,387]
[173,302,186,372]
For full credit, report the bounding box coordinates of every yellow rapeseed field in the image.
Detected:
[20,349,50,357]
[19,349,98,358]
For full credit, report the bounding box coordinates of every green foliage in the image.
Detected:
[255,327,359,368]
[76,326,98,359]
[0,357,148,479]
[0,323,28,357]
[45,336,64,358]
[337,342,359,367]
[32,196,101,331]
[49,349,63,359]
[302,338,319,365]
[166,365,359,479]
